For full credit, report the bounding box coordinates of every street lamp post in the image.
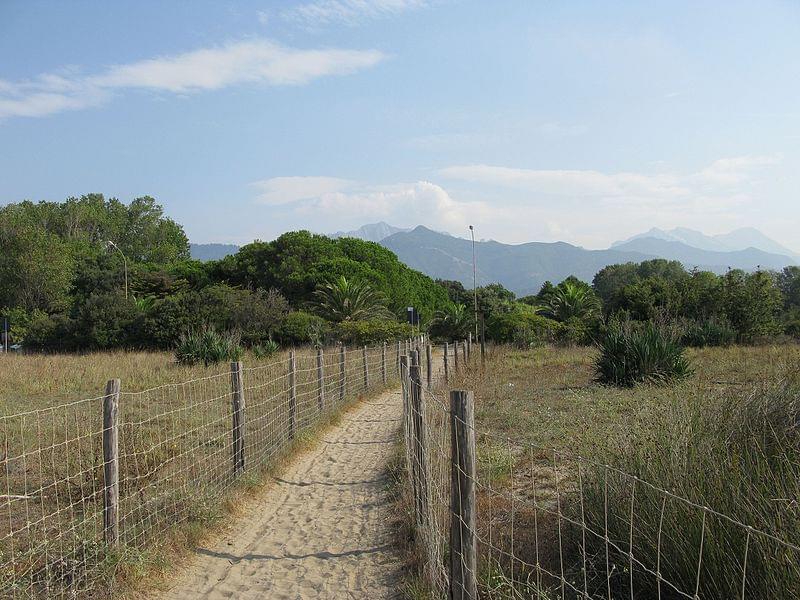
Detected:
[107,241,128,299]
[469,225,478,340]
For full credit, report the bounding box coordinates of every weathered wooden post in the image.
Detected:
[453,340,460,371]
[396,340,402,376]
[230,362,246,474]
[410,363,429,529]
[425,344,433,390]
[462,339,468,364]
[339,345,346,403]
[288,351,297,440]
[467,333,472,360]
[443,342,450,383]
[316,347,325,413]
[381,342,388,384]
[449,390,477,600]
[400,355,410,447]
[103,379,120,546]
[362,345,369,390]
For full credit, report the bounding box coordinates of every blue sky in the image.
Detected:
[1,0,798,250]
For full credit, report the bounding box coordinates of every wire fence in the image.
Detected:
[401,345,800,599]
[0,340,415,599]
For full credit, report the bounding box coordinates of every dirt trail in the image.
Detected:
[159,387,404,599]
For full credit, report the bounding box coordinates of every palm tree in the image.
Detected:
[313,276,392,322]
[430,302,473,339]
[547,281,601,322]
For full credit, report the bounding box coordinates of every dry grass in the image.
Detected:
[406,343,800,598]
[0,344,400,598]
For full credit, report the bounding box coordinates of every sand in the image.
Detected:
[158,388,405,599]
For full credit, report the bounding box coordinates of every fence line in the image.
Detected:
[0,338,422,598]
[400,346,800,599]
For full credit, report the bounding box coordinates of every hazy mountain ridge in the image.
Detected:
[613,226,799,259]
[190,243,240,261]
[381,226,654,296]
[380,225,798,295]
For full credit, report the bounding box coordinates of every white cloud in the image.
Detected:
[286,0,429,26]
[0,39,385,119]
[252,176,354,205]
[249,176,490,234]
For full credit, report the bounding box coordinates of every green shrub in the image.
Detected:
[175,327,243,366]
[23,312,75,351]
[576,381,800,598]
[595,321,692,386]
[276,310,329,346]
[681,317,737,347]
[487,304,561,347]
[335,319,413,346]
[252,340,280,359]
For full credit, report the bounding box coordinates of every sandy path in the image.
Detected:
[159,388,404,599]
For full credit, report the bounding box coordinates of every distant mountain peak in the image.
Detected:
[330,222,409,243]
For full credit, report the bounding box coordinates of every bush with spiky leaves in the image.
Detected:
[595,321,692,386]
[175,327,242,367]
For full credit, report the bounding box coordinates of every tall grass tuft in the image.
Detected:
[681,317,737,348]
[175,327,243,366]
[594,321,692,386]
[576,381,800,598]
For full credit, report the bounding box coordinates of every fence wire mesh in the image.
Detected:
[402,346,800,600]
[0,341,407,599]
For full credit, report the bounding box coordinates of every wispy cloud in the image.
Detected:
[285,0,430,26]
[0,39,385,120]
[438,156,781,207]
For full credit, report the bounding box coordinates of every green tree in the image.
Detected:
[720,270,783,340]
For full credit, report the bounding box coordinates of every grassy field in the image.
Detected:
[400,343,800,599]
[0,345,398,598]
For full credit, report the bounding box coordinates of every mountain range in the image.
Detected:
[190,223,798,296]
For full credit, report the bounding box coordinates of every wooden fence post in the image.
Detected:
[425,344,433,390]
[288,351,297,440]
[409,364,429,529]
[467,333,472,360]
[450,390,477,600]
[400,355,410,448]
[103,379,120,547]
[443,342,449,383]
[397,340,402,376]
[462,339,468,364]
[339,345,346,403]
[230,362,246,475]
[382,342,388,384]
[316,347,325,413]
[453,340,460,372]
[362,345,369,391]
